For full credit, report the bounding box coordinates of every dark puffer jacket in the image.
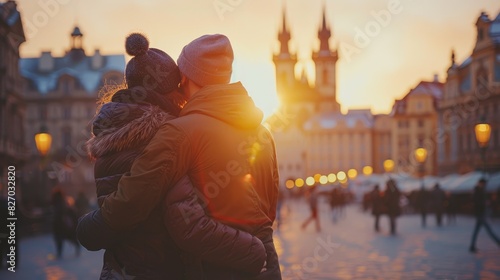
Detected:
[77,88,266,279]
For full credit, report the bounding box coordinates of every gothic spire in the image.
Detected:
[278,5,291,54]
[318,4,331,52]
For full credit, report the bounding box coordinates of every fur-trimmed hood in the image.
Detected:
[87,102,175,158]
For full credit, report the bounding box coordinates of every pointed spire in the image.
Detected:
[278,4,291,54]
[451,49,455,65]
[318,3,331,52]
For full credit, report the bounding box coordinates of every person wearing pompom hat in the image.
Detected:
[77,33,269,279]
[100,34,282,279]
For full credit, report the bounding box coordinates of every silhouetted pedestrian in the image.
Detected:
[370,185,384,232]
[416,185,429,227]
[51,188,80,258]
[431,183,446,226]
[385,179,401,235]
[302,185,321,232]
[469,178,500,253]
[329,187,342,222]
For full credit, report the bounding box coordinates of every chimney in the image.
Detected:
[39,51,54,72]
[91,49,104,69]
[433,74,439,82]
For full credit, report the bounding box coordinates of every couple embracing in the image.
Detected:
[77,33,282,279]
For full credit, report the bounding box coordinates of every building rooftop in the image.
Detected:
[20,53,125,95]
[390,80,444,116]
[304,109,374,131]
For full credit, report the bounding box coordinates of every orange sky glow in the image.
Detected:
[15,0,500,117]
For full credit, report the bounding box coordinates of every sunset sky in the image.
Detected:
[15,0,500,117]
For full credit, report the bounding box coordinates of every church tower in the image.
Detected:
[273,7,297,103]
[312,6,341,113]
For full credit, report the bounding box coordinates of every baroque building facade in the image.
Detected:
[269,7,390,185]
[390,79,443,176]
[438,11,500,175]
[21,26,125,204]
[0,0,25,195]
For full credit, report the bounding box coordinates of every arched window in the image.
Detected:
[322,68,328,85]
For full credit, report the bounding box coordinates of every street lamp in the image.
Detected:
[475,121,491,175]
[414,148,428,188]
[35,130,52,157]
[363,166,373,176]
[414,148,428,175]
[34,126,52,206]
[383,159,395,174]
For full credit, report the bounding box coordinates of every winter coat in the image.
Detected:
[370,190,384,216]
[385,186,401,217]
[415,188,429,212]
[100,82,282,279]
[77,88,266,279]
[430,188,446,212]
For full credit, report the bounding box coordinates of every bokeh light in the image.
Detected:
[295,178,305,188]
[328,173,337,183]
[306,176,316,186]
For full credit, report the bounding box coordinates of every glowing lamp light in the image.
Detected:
[328,173,337,183]
[313,174,322,183]
[337,171,347,181]
[475,123,491,148]
[383,159,395,173]
[414,148,428,164]
[363,166,373,176]
[285,180,295,189]
[347,169,358,179]
[35,132,52,156]
[306,177,316,186]
[319,175,328,185]
[295,178,305,188]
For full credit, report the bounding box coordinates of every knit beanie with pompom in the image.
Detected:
[125,33,180,94]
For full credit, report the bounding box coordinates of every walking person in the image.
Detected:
[301,185,321,232]
[51,187,80,259]
[385,179,401,235]
[370,185,384,232]
[77,33,267,279]
[329,187,342,222]
[416,185,429,227]
[431,183,446,227]
[469,178,500,253]
[85,34,281,279]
